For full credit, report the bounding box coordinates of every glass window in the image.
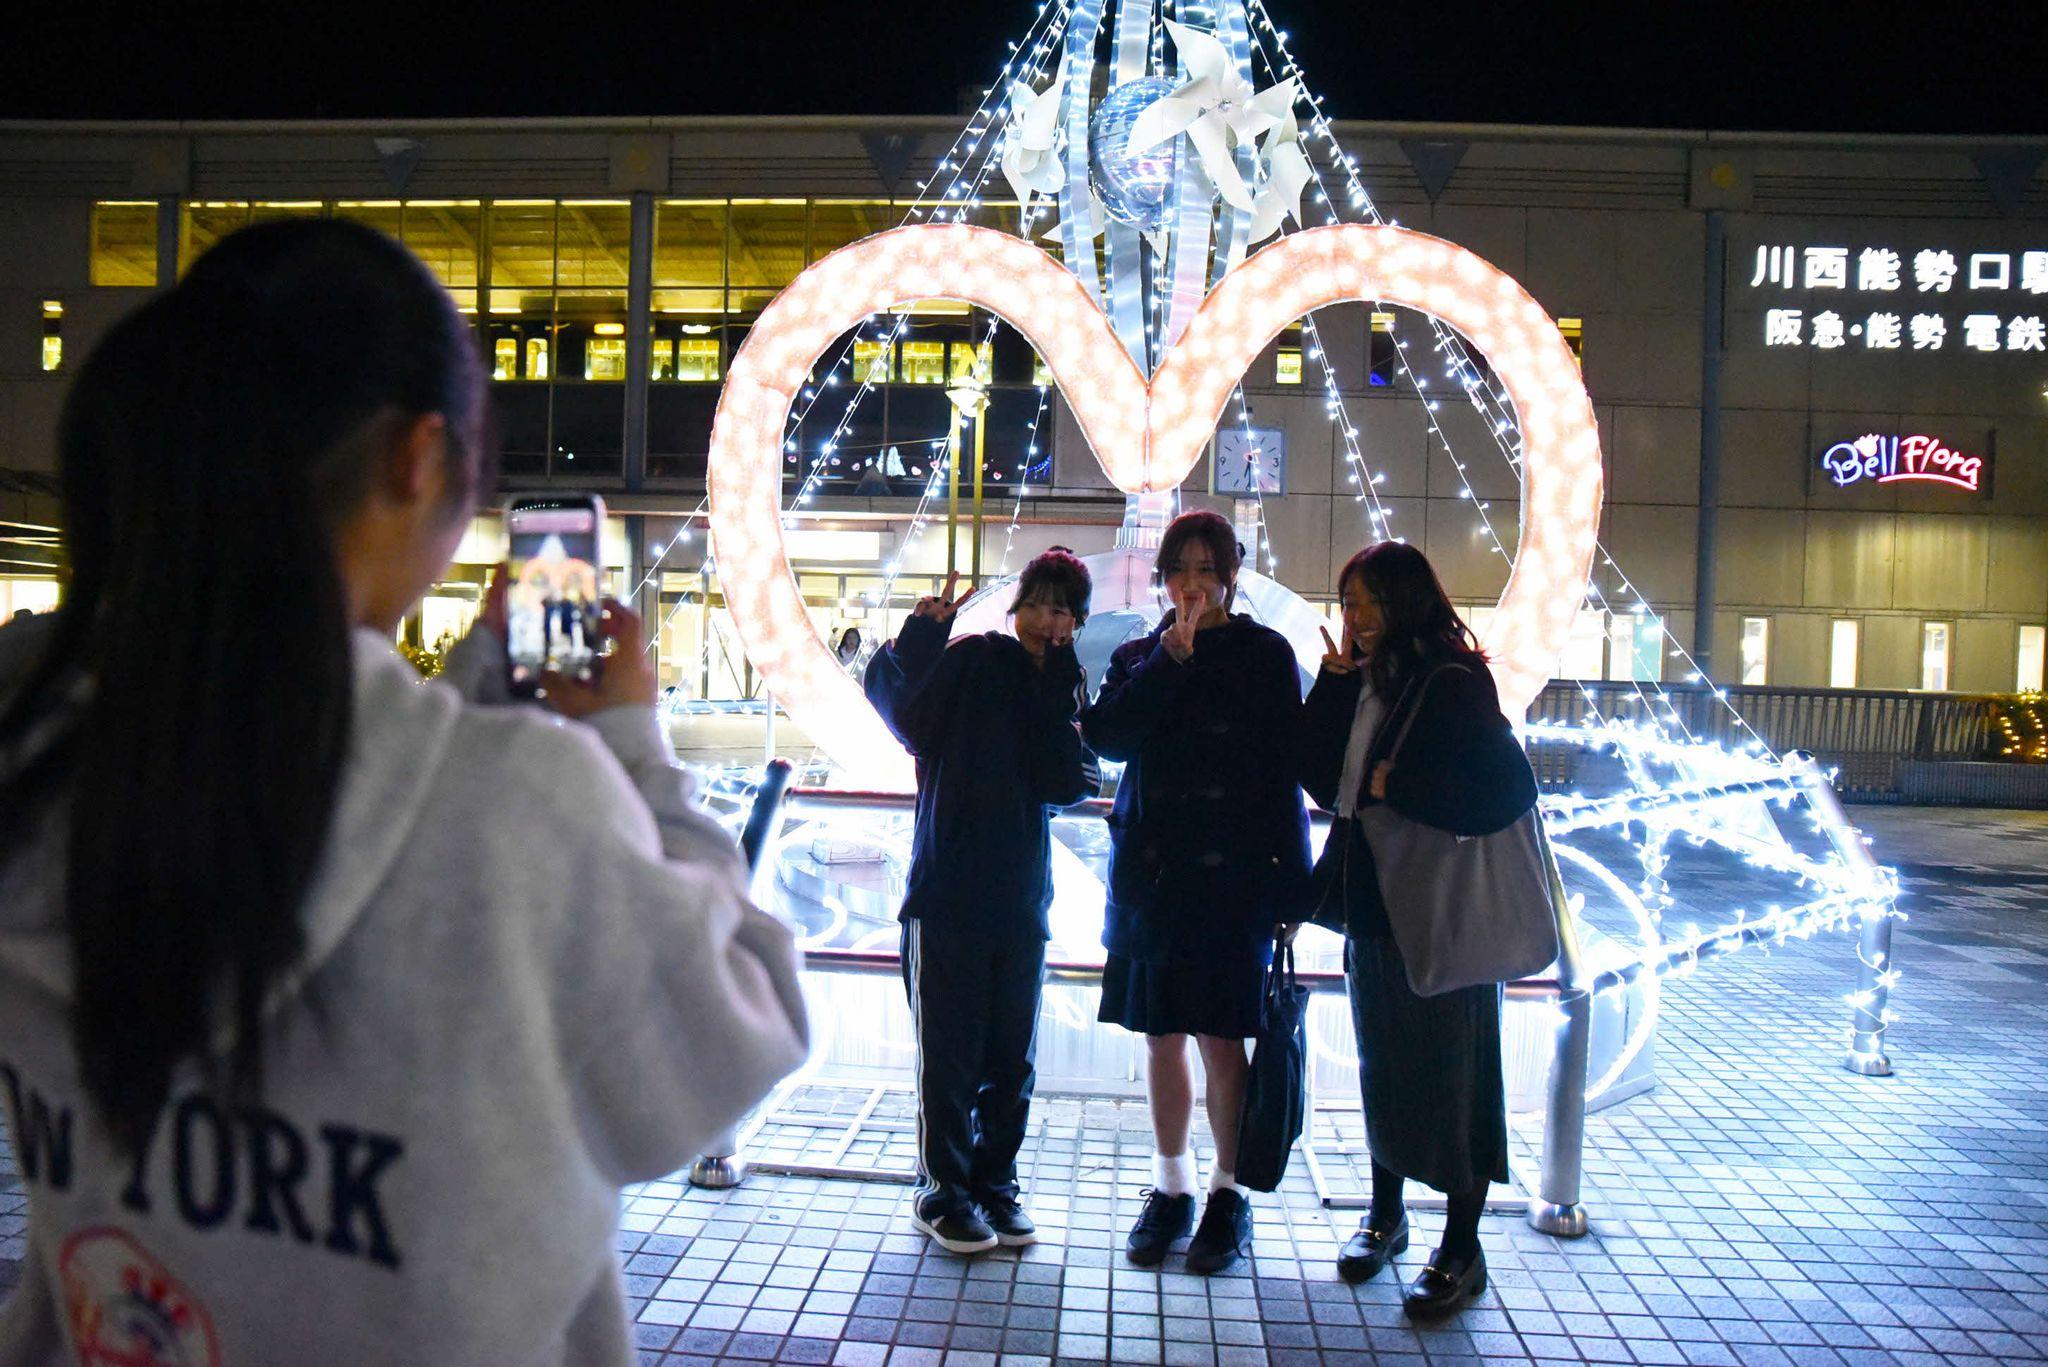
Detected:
[2020,625,2046,693]
[40,301,61,372]
[900,340,947,385]
[249,201,323,227]
[91,202,158,286]
[653,201,727,292]
[650,337,676,381]
[488,201,557,315]
[674,337,721,382]
[1275,348,1303,384]
[1607,611,1664,683]
[809,201,895,261]
[555,200,631,292]
[179,201,252,275]
[948,339,993,384]
[727,200,808,293]
[1740,616,1770,685]
[1829,619,1860,689]
[1555,606,1606,680]
[1920,622,1952,692]
[401,201,482,312]
[584,336,627,380]
[492,337,518,381]
[526,337,549,381]
[1557,317,1584,367]
[853,340,895,384]
[1368,310,1398,387]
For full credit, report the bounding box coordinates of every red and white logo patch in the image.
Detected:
[58,1228,220,1367]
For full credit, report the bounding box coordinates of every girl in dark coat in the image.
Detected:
[1299,541,1540,1319]
[1080,510,1310,1276]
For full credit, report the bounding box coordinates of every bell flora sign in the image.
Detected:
[1821,433,1985,493]
[1748,244,2048,354]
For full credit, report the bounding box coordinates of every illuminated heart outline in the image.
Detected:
[709,223,1603,786]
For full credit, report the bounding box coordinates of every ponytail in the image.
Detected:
[0,219,487,1155]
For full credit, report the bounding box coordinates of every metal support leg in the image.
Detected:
[1530,819,1590,1237]
[1531,987,1591,1237]
[689,1129,746,1189]
[1794,756,1898,1076]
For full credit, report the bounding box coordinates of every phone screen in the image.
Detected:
[505,498,604,694]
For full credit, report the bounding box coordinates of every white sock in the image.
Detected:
[1153,1151,1197,1196]
[1208,1162,1247,1196]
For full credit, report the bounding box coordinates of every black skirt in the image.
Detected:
[1098,949,1266,1039]
[1346,933,1510,1193]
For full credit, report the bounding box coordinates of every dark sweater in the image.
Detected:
[863,612,1099,938]
[1080,612,1311,964]
[1298,653,1539,938]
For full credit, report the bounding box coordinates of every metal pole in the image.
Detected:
[1694,209,1726,680]
[970,405,987,589]
[623,192,654,491]
[1531,819,1591,1237]
[1795,756,1898,1075]
[944,406,964,576]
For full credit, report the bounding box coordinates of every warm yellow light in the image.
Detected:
[709,222,1604,784]
[592,322,625,336]
[41,300,62,318]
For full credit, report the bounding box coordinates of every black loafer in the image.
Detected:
[1125,1189,1196,1266]
[1336,1213,1409,1283]
[1402,1249,1486,1319]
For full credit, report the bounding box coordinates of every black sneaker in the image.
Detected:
[1183,1189,1252,1275]
[912,1203,998,1255]
[1125,1188,1196,1266]
[975,1192,1037,1247]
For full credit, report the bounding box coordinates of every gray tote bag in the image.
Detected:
[1354,665,1561,997]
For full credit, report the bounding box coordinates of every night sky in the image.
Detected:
[7,1,2047,136]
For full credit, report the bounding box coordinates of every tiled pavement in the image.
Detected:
[4,807,2047,1363]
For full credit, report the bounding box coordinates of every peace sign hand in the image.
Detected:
[1319,624,1358,676]
[913,571,964,624]
[1162,592,1201,663]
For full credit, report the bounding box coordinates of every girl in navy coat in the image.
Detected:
[1080,510,1309,1275]
[864,551,1098,1255]
[1299,541,1539,1319]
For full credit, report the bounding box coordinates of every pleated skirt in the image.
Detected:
[1346,932,1510,1193]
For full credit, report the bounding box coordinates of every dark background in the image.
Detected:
[7,1,2046,135]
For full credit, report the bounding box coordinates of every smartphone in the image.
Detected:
[504,494,607,698]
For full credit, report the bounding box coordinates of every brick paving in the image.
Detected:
[5,808,2046,1363]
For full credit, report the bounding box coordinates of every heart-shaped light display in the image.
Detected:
[709,223,1602,787]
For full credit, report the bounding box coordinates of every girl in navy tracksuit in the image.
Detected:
[863,550,1098,1254]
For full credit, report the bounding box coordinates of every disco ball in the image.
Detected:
[1088,77,1179,232]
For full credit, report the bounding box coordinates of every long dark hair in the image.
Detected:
[0,219,488,1155]
[1338,542,1485,701]
[1153,509,1244,612]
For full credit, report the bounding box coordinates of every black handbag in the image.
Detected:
[1234,940,1309,1193]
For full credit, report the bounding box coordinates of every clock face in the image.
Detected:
[1213,428,1286,495]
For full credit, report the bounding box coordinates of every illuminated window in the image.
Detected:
[651,338,676,381]
[1920,621,1952,692]
[675,338,721,382]
[1554,607,1607,681]
[853,341,894,384]
[1368,310,1398,386]
[900,341,947,385]
[1557,317,1584,368]
[584,336,627,381]
[179,202,252,275]
[525,337,549,381]
[1740,616,1770,686]
[493,337,518,381]
[1829,619,1860,688]
[1607,610,1664,683]
[40,301,61,372]
[2019,625,2046,692]
[1032,353,1052,387]
[90,202,157,286]
[1275,349,1303,384]
[948,339,993,384]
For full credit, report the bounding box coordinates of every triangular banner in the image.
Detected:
[861,132,924,195]
[372,137,426,193]
[1398,139,1468,201]
[1973,149,2044,218]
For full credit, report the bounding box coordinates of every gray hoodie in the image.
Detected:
[0,617,810,1365]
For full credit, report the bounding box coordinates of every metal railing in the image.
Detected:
[691,753,1898,1237]
[1529,680,2041,798]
